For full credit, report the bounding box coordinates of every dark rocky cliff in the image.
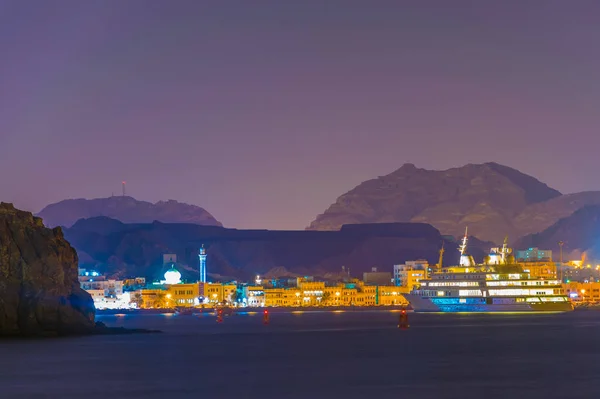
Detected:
[0,203,95,336]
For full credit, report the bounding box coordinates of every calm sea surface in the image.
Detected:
[1,311,599,399]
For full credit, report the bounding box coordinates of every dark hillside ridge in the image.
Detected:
[62,218,490,282]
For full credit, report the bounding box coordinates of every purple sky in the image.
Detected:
[1,1,600,229]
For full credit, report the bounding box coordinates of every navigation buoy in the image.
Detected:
[398,307,409,329]
[217,308,224,323]
[263,309,270,325]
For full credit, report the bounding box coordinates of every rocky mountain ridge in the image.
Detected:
[37,196,222,228]
[308,162,600,243]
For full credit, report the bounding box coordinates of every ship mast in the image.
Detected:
[437,241,445,271]
[458,227,470,267]
[459,227,468,257]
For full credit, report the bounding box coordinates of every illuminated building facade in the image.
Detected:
[168,283,200,306]
[521,261,557,280]
[244,286,265,307]
[78,268,129,309]
[203,283,236,304]
[260,279,409,307]
[394,261,428,289]
[516,248,553,262]
[563,281,600,303]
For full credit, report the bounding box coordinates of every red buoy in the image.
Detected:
[217,308,224,323]
[398,307,409,329]
[263,309,270,325]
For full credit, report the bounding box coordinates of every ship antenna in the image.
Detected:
[438,241,445,271]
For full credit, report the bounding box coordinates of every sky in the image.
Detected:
[1,0,600,230]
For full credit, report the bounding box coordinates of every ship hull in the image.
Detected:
[404,294,574,313]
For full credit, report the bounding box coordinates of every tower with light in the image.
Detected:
[199,245,207,283]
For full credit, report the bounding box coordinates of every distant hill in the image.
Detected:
[307,162,600,243]
[37,196,222,228]
[513,205,600,260]
[62,218,490,281]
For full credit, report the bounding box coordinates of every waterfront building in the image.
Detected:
[521,261,556,280]
[168,283,199,307]
[297,278,325,305]
[78,268,129,309]
[244,286,265,307]
[79,275,124,297]
[264,288,301,307]
[363,268,393,286]
[377,286,410,306]
[563,281,600,303]
[516,248,552,262]
[356,285,377,306]
[393,261,428,289]
[137,289,167,308]
[202,282,236,304]
[261,279,409,307]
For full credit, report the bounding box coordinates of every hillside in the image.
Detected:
[513,205,600,260]
[37,196,222,228]
[62,218,490,282]
[308,162,600,243]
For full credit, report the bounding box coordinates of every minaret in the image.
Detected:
[199,245,207,284]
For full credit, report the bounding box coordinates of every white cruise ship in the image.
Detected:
[404,231,573,313]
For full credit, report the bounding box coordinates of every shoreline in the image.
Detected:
[96,305,412,315]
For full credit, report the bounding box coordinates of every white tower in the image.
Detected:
[199,245,207,283]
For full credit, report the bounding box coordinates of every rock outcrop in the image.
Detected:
[307,162,600,243]
[37,196,222,228]
[0,203,95,336]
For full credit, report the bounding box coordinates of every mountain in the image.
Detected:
[308,162,600,243]
[62,218,490,282]
[0,203,95,336]
[37,196,222,228]
[513,205,600,261]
